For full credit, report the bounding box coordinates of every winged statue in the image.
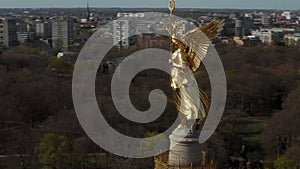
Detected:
[165,0,224,134]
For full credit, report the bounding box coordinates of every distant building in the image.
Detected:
[243,36,261,46]
[253,17,262,25]
[284,33,300,46]
[136,33,168,48]
[36,22,52,38]
[175,20,193,37]
[17,32,35,43]
[243,19,256,35]
[135,20,156,34]
[244,13,253,19]
[273,10,278,22]
[229,12,240,20]
[113,20,130,49]
[147,20,168,34]
[0,17,18,48]
[117,13,145,18]
[261,15,272,26]
[260,29,272,44]
[252,28,295,45]
[52,19,73,52]
[16,22,29,32]
[281,11,292,20]
[113,12,154,49]
[113,19,136,49]
[113,12,193,50]
[222,19,235,37]
[235,19,244,38]
[292,33,300,41]
[80,2,97,29]
[252,29,273,44]
[270,28,294,43]
[0,20,4,46]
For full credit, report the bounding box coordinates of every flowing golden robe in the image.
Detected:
[170,48,206,130]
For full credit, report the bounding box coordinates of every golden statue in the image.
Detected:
[165,0,224,133]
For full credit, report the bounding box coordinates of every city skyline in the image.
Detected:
[0,0,299,10]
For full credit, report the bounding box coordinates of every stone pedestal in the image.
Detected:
[168,130,202,167]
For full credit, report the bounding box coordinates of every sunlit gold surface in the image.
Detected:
[169,0,175,14]
[166,0,224,132]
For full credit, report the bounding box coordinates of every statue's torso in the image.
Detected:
[169,49,190,89]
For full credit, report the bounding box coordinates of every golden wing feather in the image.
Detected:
[198,19,225,41]
[183,19,225,72]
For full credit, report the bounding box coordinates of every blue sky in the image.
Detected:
[0,0,299,9]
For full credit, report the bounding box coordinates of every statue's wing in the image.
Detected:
[183,19,224,72]
[197,19,225,41]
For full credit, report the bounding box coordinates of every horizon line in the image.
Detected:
[0,7,298,11]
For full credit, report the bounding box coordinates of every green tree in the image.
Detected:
[296,39,300,46]
[53,39,64,52]
[36,133,71,169]
[284,145,300,162]
[284,38,296,46]
[274,156,296,169]
[48,57,73,76]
